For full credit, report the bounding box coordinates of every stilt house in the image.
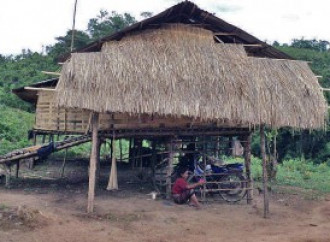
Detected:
[10,1,327,214]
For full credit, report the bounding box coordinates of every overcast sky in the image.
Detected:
[1,0,329,55]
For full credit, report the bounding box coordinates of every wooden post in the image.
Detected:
[260,125,270,218]
[33,133,37,145]
[151,138,157,188]
[16,161,20,178]
[202,136,207,202]
[60,149,68,178]
[30,133,37,169]
[139,139,143,174]
[243,133,253,204]
[96,140,102,186]
[166,137,174,199]
[151,139,157,172]
[270,133,278,180]
[87,112,99,213]
[119,139,123,162]
[5,165,11,188]
[217,136,221,158]
[129,138,134,169]
[48,134,53,143]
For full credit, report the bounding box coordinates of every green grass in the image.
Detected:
[0,203,9,211]
[224,156,330,194]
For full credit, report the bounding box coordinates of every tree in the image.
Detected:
[291,38,329,52]
[87,10,137,41]
[46,30,91,58]
[272,41,280,47]
[140,12,153,19]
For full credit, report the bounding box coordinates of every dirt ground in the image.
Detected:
[0,160,330,242]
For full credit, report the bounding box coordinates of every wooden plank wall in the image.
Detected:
[34,91,240,133]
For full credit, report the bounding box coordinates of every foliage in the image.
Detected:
[0,50,59,111]
[46,30,91,58]
[224,156,330,193]
[87,10,137,41]
[290,38,329,52]
[0,105,33,155]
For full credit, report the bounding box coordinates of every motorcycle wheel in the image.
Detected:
[218,173,247,202]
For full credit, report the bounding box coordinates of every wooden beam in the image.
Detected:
[250,57,291,61]
[24,87,55,92]
[87,112,99,213]
[320,87,330,91]
[243,44,263,47]
[260,125,270,218]
[214,32,237,36]
[41,71,61,76]
[213,35,224,43]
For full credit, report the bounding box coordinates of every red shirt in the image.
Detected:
[172,178,188,194]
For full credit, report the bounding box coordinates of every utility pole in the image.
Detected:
[70,0,78,52]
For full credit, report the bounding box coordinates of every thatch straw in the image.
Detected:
[56,24,327,129]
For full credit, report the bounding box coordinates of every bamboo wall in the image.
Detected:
[34,90,240,133]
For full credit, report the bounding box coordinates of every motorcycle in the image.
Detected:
[176,155,247,202]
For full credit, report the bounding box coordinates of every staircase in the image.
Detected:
[0,135,91,165]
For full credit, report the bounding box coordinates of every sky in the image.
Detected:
[1,0,329,55]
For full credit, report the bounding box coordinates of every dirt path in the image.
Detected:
[1,184,329,242]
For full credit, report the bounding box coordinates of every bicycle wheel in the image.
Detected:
[218,173,246,202]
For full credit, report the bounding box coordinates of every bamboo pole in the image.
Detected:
[243,133,253,204]
[260,125,270,218]
[87,112,99,213]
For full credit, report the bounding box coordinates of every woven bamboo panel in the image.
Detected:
[34,91,238,133]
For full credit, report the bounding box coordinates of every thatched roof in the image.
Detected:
[60,1,291,61]
[55,24,327,129]
[12,78,58,103]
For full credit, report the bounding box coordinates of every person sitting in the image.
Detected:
[172,166,205,209]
